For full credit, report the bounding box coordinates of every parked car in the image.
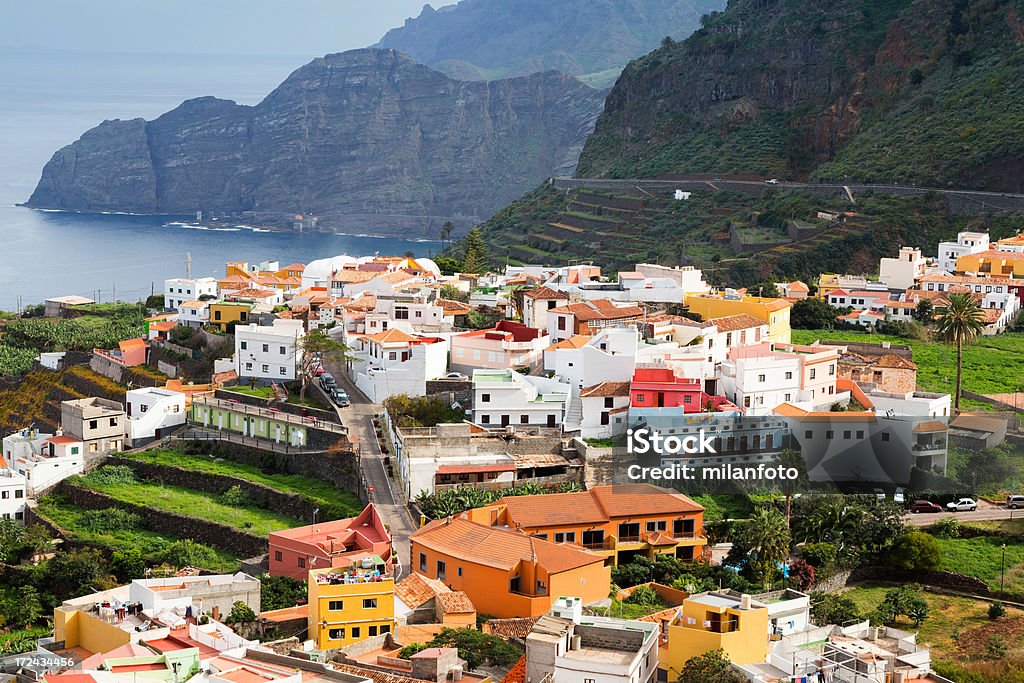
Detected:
[894,487,905,505]
[320,373,337,390]
[1007,495,1024,509]
[765,178,780,184]
[873,488,886,501]
[310,361,326,375]
[947,497,978,512]
[909,500,943,514]
[332,390,350,407]
[443,372,468,380]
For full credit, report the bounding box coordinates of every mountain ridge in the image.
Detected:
[26,48,605,236]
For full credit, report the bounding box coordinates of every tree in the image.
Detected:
[790,297,842,329]
[0,518,26,563]
[811,593,861,626]
[800,543,838,570]
[435,257,461,277]
[750,281,781,298]
[296,331,356,400]
[740,507,791,587]
[45,548,111,599]
[774,449,806,525]
[677,649,744,683]
[934,292,985,410]
[226,601,256,624]
[439,221,455,249]
[989,601,1006,620]
[787,558,815,591]
[260,575,307,612]
[625,585,659,605]
[438,283,469,303]
[2,585,42,627]
[888,531,941,575]
[912,299,934,323]
[110,548,146,582]
[878,585,929,626]
[424,627,520,670]
[459,227,491,275]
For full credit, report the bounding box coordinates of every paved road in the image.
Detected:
[319,362,417,574]
[904,501,1024,526]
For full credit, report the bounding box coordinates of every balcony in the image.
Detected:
[582,536,617,551]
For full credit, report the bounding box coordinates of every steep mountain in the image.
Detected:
[26,49,605,236]
[576,0,1024,192]
[376,0,725,86]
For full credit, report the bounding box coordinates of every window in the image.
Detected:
[881,432,890,442]
[520,415,529,424]
[262,344,269,352]
[245,362,253,371]
[533,533,548,541]
[297,557,306,568]
[89,420,98,430]
[826,430,834,439]
[240,341,248,350]
[1,491,7,499]
[809,369,816,380]
[758,374,766,382]
[15,490,23,499]
[804,430,813,439]
[646,520,666,532]
[636,393,645,403]
[369,626,378,637]
[419,553,427,571]
[480,415,490,424]
[71,446,79,455]
[363,598,378,609]
[389,352,397,361]
[262,364,269,373]
[843,430,851,439]
[743,396,751,408]
[280,367,287,375]
[458,567,462,577]
[554,532,576,543]
[280,346,287,354]
[557,317,566,331]
[784,393,791,401]
[683,395,692,403]
[829,364,835,376]
[785,371,793,380]
[328,628,345,640]
[214,310,222,321]
[604,397,614,408]
[481,393,490,403]
[329,600,344,611]
[274,551,282,561]
[436,560,446,580]
[856,430,864,439]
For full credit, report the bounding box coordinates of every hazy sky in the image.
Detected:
[1,1,458,56]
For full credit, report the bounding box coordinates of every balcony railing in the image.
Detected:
[582,536,616,551]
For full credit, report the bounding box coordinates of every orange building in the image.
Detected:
[409,516,611,618]
[268,504,393,581]
[466,484,706,566]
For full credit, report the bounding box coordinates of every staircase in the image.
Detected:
[564,395,583,431]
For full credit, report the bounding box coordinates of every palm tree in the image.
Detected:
[742,507,791,588]
[775,449,807,526]
[934,292,985,411]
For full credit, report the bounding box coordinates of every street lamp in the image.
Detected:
[1001,543,1007,593]
[313,508,319,525]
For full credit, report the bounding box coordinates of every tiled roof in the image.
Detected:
[230,287,276,298]
[706,313,767,332]
[772,403,877,422]
[590,484,704,516]
[394,572,450,610]
[435,591,476,614]
[874,354,918,370]
[331,270,378,283]
[546,335,592,350]
[179,300,209,309]
[436,298,472,314]
[497,484,702,528]
[500,656,527,683]
[365,328,418,344]
[580,381,631,398]
[410,517,605,573]
[523,286,568,300]
[548,299,644,321]
[331,663,421,683]
[950,413,1007,434]
[787,281,810,291]
[912,421,948,434]
[484,618,538,640]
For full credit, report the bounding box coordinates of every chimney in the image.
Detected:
[570,635,582,651]
[740,594,752,610]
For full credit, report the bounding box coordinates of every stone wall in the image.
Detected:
[171,439,364,503]
[58,481,267,557]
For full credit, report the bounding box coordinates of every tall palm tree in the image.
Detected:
[742,507,791,588]
[934,292,985,411]
[775,449,807,526]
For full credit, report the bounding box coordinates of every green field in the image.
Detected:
[122,449,363,519]
[934,535,1024,594]
[74,472,306,536]
[791,329,1024,399]
[35,496,240,573]
[843,582,1024,680]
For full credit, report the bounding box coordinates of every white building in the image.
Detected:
[472,369,570,428]
[720,343,845,415]
[526,597,659,683]
[235,319,305,382]
[450,321,550,374]
[126,387,187,446]
[866,389,951,418]
[544,327,640,396]
[0,469,27,521]
[878,246,928,290]
[363,293,461,336]
[578,382,631,439]
[522,286,569,332]
[165,277,218,310]
[937,230,989,272]
[349,329,448,403]
[177,300,211,328]
[3,428,84,495]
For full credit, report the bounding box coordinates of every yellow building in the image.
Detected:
[308,558,395,650]
[645,591,769,678]
[684,294,792,344]
[208,301,254,331]
[956,249,1024,278]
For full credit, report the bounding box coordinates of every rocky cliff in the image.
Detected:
[27,49,605,236]
[576,0,1024,191]
[377,0,724,86]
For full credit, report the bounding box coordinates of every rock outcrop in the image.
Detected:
[27,49,605,236]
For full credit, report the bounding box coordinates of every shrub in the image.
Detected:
[225,601,256,624]
[888,531,941,575]
[932,517,961,539]
[86,465,137,486]
[989,601,1006,620]
[160,539,220,569]
[625,585,659,605]
[800,542,838,569]
[110,548,146,582]
[811,593,860,626]
[987,636,1007,659]
[79,508,142,533]
[218,485,250,507]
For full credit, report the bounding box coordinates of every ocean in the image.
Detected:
[0,48,442,311]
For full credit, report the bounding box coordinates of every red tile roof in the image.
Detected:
[523,286,568,300]
[496,484,702,529]
[436,464,516,475]
[706,314,767,332]
[580,381,631,398]
[394,573,450,610]
[549,299,644,321]
[435,591,476,614]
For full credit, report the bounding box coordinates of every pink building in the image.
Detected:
[630,367,738,413]
[450,320,549,373]
[93,337,148,368]
[268,504,393,580]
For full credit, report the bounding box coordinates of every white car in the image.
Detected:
[894,487,905,505]
[946,497,978,512]
[765,178,780,184]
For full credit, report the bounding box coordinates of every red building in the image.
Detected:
[268,504,393,580]
[630,367,738,413]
